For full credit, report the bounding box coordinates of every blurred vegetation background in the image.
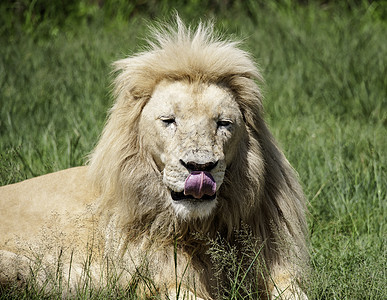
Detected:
[1,0,386,38]
[0,0,386,299]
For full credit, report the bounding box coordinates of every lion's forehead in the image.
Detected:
[148,81,240,120]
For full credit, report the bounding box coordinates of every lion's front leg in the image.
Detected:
[0,250,31,287]
[270,271,308,300]
[167,290,205,300]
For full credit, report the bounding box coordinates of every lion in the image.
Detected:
[0,18,308,299]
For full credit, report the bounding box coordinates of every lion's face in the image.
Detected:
[139,80,246,220]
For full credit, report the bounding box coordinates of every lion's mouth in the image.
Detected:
[170,191,216,202]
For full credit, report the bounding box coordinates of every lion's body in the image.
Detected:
[0,19,308,299]
[0,167,93,253]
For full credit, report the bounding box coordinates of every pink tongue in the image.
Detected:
[184,171,216,199]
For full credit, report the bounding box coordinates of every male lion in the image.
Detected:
[0,19,308,299]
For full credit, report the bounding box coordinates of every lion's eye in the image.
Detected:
[217,120,232,128]
[160,117,176,126]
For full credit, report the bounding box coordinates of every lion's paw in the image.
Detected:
[271,283,308,300]
[167,290,205,300]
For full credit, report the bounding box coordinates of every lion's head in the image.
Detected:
[139,80,246,219]
[89,18,306,253]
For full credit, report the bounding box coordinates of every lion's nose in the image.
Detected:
[180,160,218,172]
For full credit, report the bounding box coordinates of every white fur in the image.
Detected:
[171,197,218,220]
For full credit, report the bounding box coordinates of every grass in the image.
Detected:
[0,1,386,299]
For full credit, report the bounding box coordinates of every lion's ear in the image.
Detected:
[242,112,247,123]
[112,56,159,102]
[112,57,132,72]
[238,103,262,134]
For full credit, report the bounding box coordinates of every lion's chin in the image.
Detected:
[170,191,218,220]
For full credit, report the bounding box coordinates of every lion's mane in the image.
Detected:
[88,18,307,280]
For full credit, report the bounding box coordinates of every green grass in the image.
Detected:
[0,1,386,299]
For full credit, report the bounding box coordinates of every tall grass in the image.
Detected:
[0,1,386,299]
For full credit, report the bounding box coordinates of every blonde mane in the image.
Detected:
[88,17,307,269]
